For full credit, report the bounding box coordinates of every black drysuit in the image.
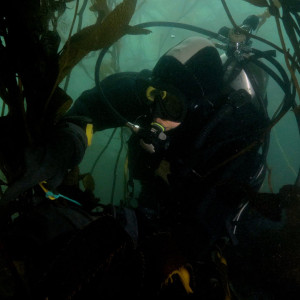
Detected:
[67,37,269,257]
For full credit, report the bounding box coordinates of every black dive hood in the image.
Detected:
[93,20,299,186]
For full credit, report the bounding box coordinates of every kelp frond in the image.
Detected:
[90,0,110,20]
[57,0,138,83]
[242,0,269,7]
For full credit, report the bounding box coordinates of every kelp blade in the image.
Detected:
[243,0,269,7]
[57,0,138,83]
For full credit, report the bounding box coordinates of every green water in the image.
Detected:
[1,0,299,205]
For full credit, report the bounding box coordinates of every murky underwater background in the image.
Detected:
[2,0,300,206]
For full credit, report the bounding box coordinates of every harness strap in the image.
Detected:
[225,201,249,246]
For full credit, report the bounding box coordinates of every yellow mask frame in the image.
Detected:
[146,86,167,102]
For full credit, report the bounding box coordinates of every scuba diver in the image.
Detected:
[66,28,269,258]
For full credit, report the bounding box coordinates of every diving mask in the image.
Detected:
[146,85,187,123]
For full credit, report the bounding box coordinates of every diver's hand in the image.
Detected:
[138,122,169,154]
[154,117,181,131]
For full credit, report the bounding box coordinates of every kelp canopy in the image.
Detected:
[0,0,152,189]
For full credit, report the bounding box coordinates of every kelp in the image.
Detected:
[49,0,150,117]
[49,87,74,124]
[90,0,110,20]
[56,0,148,84]
[242,0,269,7]
[60,0,149,93]
[240,1,300,79]
[294,105,300,116]
[0,1,73,146]
[280,2,300,63]
[0,0,152,183]
[256,7,271,31]
[62,0,89,92]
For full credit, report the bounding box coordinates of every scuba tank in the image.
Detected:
[219,15,269,115]
[218,15,270,190]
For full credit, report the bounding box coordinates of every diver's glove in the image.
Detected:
[138,122,169,154]
[0,117,93,205]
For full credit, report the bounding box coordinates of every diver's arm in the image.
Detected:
[67,71,153,132]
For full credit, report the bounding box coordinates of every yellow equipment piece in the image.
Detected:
[85,123,93,146]
[146,86,167,101]
[162,266,193,294]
